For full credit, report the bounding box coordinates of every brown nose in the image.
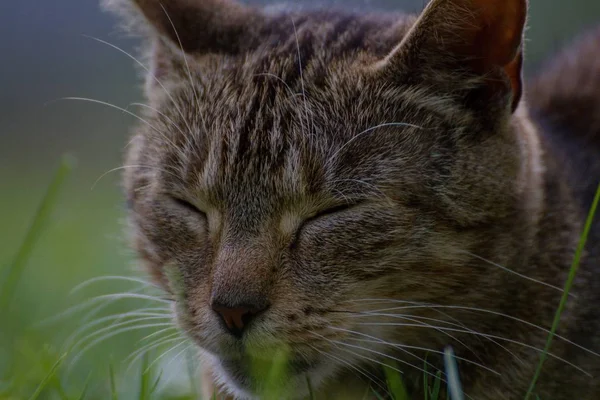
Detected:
[212,303,267,337]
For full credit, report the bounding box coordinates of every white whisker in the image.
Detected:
[91,164,182,191]
[330,326,442,374]
[128,102,186,137]
[291,17,314,140]
[350,300,600,359]
[51,97,181,154]
[307,342,388,395]
[461,251,571,295]
[64,310,172,350]
[326,123,422,169]
[81,35,195,135]
[335,327,499,376]
[346,310,520,365]
[66,321,175,374]
[139,326,179,343]
[159,4,202,123]
[145,340,192,374]
[126,334,185,371]
[69,275,155,295]
[40,292,171,328]
[354,322,592,377]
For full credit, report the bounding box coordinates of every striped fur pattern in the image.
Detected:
[103,0,600,398]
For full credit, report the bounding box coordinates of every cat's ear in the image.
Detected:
[102,0,262,97]
[103,0,260,54]
[381,0,527,113]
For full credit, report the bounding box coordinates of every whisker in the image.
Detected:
[50,97,181,154]
[126,334,185,371]
[336,327,499,376]
[127,332,182,362]
[40,292,172,328]
[69,275,155,295]
[62,285,148,329]
[330,327,442,374]
[307,342,389,396]
[316,331,444,382]
[348,311,521,365]
[81,35,195,135]
[351,314,479,360]
[350,301,600,359]
[326,123,422,169]
[144,340,192,374]
[128,102,186,137]
[68,315,173,352]
[91,165,181,191]
[354,322,592,377]
[139,326,179,343]
[64,310,172,350]
[159,4,202,123]
[66,321,175,374]
[461,251,571,295]
[291,17,313,140]
[321,338,484,400]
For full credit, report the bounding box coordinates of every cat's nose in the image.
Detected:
[211,302,268,337]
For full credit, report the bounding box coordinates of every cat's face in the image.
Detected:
[108,0,531,397]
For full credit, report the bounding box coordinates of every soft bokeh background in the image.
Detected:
[1,0,599,398]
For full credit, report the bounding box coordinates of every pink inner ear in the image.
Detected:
[468,0,527,112]
[471,0,527,69]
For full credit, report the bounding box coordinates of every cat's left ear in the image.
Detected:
[103,0,262,54]
[382,0,527,113]
[103,0,264,98]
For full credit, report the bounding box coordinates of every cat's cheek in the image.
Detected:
[127,220,171,291]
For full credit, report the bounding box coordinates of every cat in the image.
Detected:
[103,0,600,398]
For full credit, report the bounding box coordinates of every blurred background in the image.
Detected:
[1,0,599,398]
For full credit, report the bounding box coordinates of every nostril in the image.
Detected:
[211,303,268,337]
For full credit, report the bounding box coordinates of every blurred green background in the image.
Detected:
[1,0,599,398]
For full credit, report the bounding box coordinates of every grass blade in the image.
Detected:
[423,354,429,400]
[149,370,163,394]
[109,362,118,400]
[27,353,67,400]
[1,155,74,311]
[525,183,600,399]
[383,361,409,400]
[139,353,150,400]
[76,373,93,400]
[429,371,442,400]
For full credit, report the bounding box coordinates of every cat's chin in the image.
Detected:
[205,352,339,400]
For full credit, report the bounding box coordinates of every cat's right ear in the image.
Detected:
[102,0,262,93]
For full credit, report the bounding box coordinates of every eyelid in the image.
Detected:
[289,202,357,248]
[171,196,206,216]
[307,203,355,222]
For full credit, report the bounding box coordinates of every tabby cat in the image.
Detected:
[103,0,600,398]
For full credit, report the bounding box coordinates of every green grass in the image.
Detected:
[525,182,600,399]
[1,159,598,399]
[1,155,74,311]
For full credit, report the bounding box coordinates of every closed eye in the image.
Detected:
[291,202,357,247]
[171,197,206,217]
[305,203,355,224]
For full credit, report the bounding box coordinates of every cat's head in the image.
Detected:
[105,0,536,397]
